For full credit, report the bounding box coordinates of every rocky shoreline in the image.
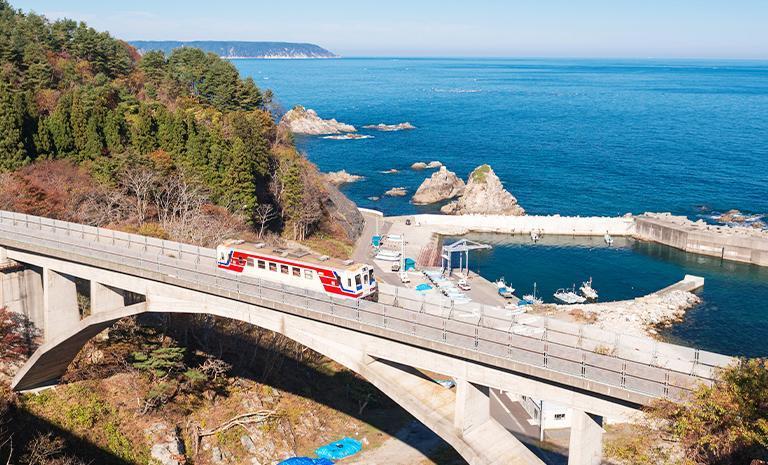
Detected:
[536,289,701,339]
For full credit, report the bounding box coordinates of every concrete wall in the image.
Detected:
[635,217,768,267]
[410,214,636,236]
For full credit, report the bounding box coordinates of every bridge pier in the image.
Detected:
[568,410,604,465]
[43,268,80,340]
[454,378,490,434]
[1,265,44,328]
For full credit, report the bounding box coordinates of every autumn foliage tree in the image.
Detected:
[0,306,33,374]
[606,360,768,465]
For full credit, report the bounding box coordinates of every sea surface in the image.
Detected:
[234,58,768,356]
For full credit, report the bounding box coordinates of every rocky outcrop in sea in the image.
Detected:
[411,161,442,170]
[384,187,408,197]
[324,170,364,185]
[440,164,524,215]
[280,105,356,135]
[412,166,465,205]
[363,122,416,131]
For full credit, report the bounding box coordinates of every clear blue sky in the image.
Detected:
[12,0,768,58]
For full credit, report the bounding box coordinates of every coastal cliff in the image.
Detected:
[412,166,465,204]
[281,106,356,135]
[441,165,525,215]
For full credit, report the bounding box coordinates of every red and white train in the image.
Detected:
[216,240,377,300]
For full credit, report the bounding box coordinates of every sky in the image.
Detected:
[11,0,768,58]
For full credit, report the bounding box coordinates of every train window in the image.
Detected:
[281,264,289,274]
[363,273,369,284]
[257,260,266,269]
[304,270,313,279]
[355,274,362,287]
[269,262,277,272]
[369,270,374,282]
[292,267,301,277]
[347,278,352,288]
[246,258,255,267]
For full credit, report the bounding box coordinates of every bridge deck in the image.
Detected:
[0,210,733,406]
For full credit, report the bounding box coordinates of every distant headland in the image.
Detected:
[129,40,338,59]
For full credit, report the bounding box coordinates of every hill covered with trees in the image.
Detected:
[130,41,338,59]
[0,0,360,248]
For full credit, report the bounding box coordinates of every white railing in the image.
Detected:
[0,210,734,401]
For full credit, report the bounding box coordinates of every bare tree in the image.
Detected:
[119,167,158,224]
[75,187,131,226]
[153,173,208,227]
[253,203,277,238]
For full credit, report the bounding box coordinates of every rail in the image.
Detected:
[0,210,734,401]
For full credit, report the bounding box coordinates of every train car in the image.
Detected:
[216,240,377,300]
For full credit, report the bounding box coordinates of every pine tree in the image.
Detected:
[131,104,158,155]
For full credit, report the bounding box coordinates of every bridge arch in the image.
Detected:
[13,299,543,465]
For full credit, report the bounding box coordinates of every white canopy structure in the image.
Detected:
[441,239,491,277]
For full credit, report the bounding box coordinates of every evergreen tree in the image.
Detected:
[0,80,28,171]
[221,137,257,217]
[103,109,125,153]
[131,104,158,155]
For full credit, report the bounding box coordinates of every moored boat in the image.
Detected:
[554,285,586,304]
[579,277,598,300]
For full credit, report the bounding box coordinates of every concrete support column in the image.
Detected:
[90,282,125,314]
[43,268,80,341]
[0,246,7,262]
[568,409,604,465]
[454,378,490,435]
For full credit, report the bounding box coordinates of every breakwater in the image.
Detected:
[635,213,768,267]
[405,214,635,236]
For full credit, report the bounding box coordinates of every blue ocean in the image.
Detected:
[234,58,768,356]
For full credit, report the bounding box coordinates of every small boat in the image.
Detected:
[521,282,544,305]
[554,285,587,304]
[399,271,410,283]
[579,277,598,300]
[496,278,515,298]
[457,279,471,291]
[530,230,540,243]
[375,249,401,261]
[604,233,614,246]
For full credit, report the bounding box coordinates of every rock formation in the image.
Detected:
[280,105,355,135]
[324,170,364,185]
[411,161,442,170]
[363,122,416,131]
[322,181,365,239]
[412,166,465,205]
[440,164,524,215]
[384,187,408,197]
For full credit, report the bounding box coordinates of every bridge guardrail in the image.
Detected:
[0,210,734,401]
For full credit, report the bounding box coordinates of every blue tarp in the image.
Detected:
[404,257,416,271]
[415,283,432,291]
[315,437,363,460]
[371,235,381,247]
[278,458,333,465]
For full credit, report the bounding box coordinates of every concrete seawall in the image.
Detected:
[635,214,768,267]
[406,214,636,236]
[361,210,768,267]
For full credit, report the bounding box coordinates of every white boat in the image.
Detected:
[496,278,515,298]
[604,233,614,246]
[521,283,543,305]
[579,278,598,300]
[457,279,471,291]
[530,230,540,243]
[554,286,587,304]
